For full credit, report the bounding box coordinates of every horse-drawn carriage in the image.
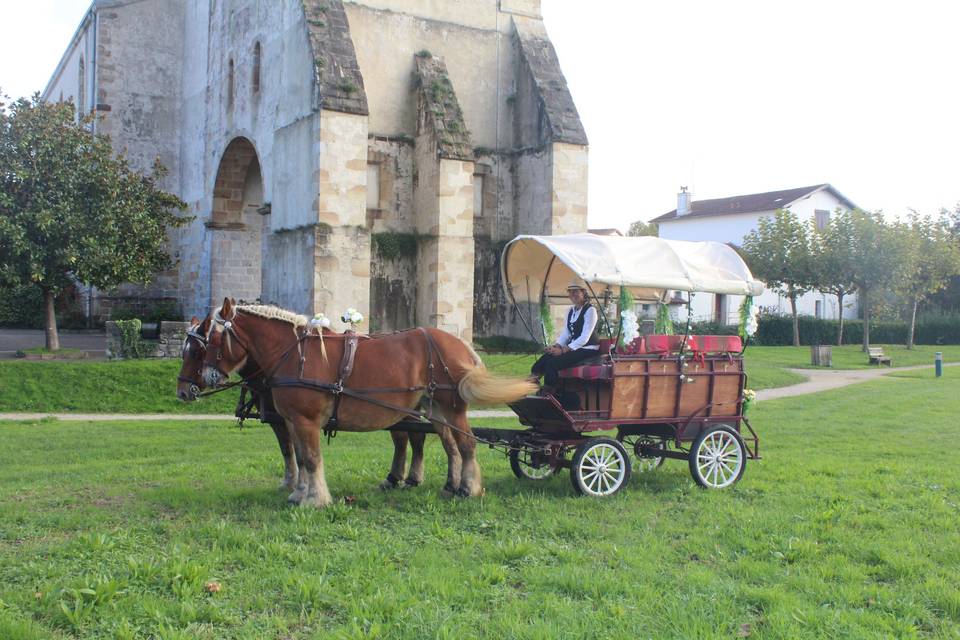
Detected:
[409,233,764,495]
[178,233,764,502]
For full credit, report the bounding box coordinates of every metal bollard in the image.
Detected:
[935,351,943,377]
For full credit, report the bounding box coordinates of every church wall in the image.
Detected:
[343,2,517,149]
[176,0,323,317]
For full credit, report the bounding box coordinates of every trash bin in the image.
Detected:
[811,344,832,367]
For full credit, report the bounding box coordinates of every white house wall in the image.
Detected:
[658,187,858,322]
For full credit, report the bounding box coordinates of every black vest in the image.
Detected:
[567,305,600,347]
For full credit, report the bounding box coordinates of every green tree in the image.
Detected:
[899,212,960,349]
[0,94,188,350]
[627,220,658,237]
[742,209,815,347]
[810,210,859,345]
[845,210,910,351]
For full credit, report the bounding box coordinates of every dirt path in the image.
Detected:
[757,362,957,401]
[0,364,952,422]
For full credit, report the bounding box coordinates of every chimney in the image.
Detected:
[677,186,691,216]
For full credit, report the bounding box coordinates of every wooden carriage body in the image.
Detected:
[506,335,758,459]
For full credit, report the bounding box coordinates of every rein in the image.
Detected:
[208,311,531,454]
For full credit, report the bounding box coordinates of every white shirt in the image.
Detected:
[556,305,599,351]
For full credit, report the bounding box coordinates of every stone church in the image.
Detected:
[44,0,588,340]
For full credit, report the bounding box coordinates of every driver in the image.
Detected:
[530,281,600,391]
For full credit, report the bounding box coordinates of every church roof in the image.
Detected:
[651,184,857,223]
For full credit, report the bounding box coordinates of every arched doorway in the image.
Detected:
[209,137,267,307]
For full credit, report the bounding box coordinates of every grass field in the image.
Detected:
[0,345,952,415]
[1,375,958,638]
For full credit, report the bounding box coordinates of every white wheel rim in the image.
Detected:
[695,431,743,488]
[577,443,626,496]
[517,451,554,479]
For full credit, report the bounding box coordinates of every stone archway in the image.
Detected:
[209,137,266,307]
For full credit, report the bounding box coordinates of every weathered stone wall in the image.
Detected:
[105,320,189,359]
[44,0,589,340]
[314,109,372,324]
[369,247,417,332]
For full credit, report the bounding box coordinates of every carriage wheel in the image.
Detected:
[617,434,666,472]
[569,438,632,497]
[509,447,559,480]
[688,425,746,489]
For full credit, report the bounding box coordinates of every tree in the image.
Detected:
[742,209,815,346]
[845,210,910,351]
[627,219,658,237]
[899,212,960,348]
[0,94,188,350]
[810,210,859,345]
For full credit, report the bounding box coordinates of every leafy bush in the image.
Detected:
[110,298,181,324]
[751,313,960,346]
[0,283,86,329]
[114,319,145,358]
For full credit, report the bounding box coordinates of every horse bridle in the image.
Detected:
[177,324,209,391]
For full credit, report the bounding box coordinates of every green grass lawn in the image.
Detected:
[1,376,959,638]
[0,346,952,415]
[745,344,960,371]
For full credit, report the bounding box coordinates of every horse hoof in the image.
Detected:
[440,484,458,499]
[287,490,304,505]
[402,478,421,489]
[379,479,399,491]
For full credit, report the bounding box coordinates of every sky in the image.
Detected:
[2,0,959,232]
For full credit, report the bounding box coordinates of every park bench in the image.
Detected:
[868,347,892,367]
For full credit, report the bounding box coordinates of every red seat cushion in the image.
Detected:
[696,335,743,353]
[645,335,699,353]
[558,363,612,380]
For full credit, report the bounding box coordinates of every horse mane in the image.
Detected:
[235,304,308,328]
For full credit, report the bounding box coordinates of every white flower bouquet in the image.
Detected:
[341,307,364,329]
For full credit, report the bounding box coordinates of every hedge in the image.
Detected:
[748,315,960,346]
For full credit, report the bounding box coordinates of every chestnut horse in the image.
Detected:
[202,299,536,507]
[176,314,430,493]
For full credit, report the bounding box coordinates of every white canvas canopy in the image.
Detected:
[501,233,765,303]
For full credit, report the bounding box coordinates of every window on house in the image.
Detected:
[815,209,830,230]
[252,42,261,94]
[473,174,484,217]
[366,163,381,210]
[77,56,85,115]
[227,59,235,108]
[815,299,823,319]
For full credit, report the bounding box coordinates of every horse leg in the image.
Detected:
[380,431,408,490]
[268,419,299,492]
[286,419,309,505]
[433,423,463,499]
[404,431,426,488]
[444,407,483,498]
[293,419,333,508]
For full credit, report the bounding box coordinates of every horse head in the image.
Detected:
[202,297,251,389]
[176,314,211,402]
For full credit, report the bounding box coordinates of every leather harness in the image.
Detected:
[219,321,460,440]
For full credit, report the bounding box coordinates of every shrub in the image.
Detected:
[750,313,960,346]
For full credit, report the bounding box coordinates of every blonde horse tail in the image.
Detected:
[458,367,537,406]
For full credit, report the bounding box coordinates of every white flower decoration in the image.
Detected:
[341,308,364,327]
[310,313,331,328]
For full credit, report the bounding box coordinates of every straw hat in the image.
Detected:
[566,280,586,292]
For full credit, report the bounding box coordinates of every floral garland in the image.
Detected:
[655,303,673,335]
[539,298,555,344]
[742,388,757,414]
[738,295,758,340]
[617,287,639,347]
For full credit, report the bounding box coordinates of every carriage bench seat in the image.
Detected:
[558,363,613,380]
